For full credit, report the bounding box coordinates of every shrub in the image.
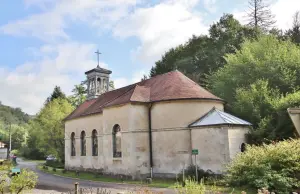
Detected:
[11,149,20,156]
[62,169,67,174]
[177,165,217,183]
[0,161,12,171]
[45,160,64,168]
[0,171,9,193]
[175,178,209,194]
[9,169,38,194]
[226,139,300,193]
[52,168,56,172]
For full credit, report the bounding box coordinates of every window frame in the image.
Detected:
[112,124,122,158]
[80,131,86,156]
[71,132,76,156]
[92,129,98,156]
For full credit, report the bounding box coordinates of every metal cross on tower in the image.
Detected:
[95,49,101,67]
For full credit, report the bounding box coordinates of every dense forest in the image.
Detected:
[0,102,31,150]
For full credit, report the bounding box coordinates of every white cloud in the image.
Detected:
[1,0,139,42]
[203,0,217,13]
[113,0,207,63]
[0,42,102,114]
[272,0,300,30]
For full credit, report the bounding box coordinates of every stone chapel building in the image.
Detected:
[64,65,252,178]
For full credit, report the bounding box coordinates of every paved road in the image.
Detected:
[17,160,175,194]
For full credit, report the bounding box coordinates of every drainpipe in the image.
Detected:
[148,103,153,178]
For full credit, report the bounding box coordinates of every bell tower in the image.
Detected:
[84,50,112,100]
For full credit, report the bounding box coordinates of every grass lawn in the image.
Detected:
[38,165,173,188]
[37,165,256,193]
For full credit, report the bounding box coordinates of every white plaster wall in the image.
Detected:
[191,127,229,174]
[151,100,224,129]
[152,129,191,176]
[0,148,7,159]
[227,126,248,160]
[65,99,225,177]
[65,103,150,177]
[65,114,104,170]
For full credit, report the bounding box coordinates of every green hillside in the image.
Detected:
[0,101,30,150]
[0,101,31,124]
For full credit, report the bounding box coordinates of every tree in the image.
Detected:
[109,80,115,90]
[26,98,74,160]
[209,35,300,143]
[285,11,300,45]
[46,86,66,104]
[150,14,259,87]
[69,84,86,107]
[246,0,276,30]
[141,75,148,81]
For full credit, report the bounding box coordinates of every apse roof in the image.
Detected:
[189,107,252,127]
[64,71,224,121]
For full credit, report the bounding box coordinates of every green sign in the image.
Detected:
[192,149,198,155]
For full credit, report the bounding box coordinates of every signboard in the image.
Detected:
[192,149,198,155]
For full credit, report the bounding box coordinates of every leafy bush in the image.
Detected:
[174,178,223,194]
[45,160,64,168]
[52,168,56,172]
[0,160,12,171]
[226,139,300,193]
[11,149,20,156]
[177,165,217,183]
[10,169,38,194]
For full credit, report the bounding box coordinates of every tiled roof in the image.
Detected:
[64,71,223,121]
[189,107,252,127]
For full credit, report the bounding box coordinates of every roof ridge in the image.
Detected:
[82,85,136,115]
[188,107,216,127]
[103,85,137,107]
[63,99,97,121]
[130,85,151,102]
[215,108,227,123]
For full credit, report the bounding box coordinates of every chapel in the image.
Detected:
[64,65,252,179]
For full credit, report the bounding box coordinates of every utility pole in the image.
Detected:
[9,123,11,156]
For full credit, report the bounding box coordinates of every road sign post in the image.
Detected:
[192,149,199,181]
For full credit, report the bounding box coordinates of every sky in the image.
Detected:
[0,0,299,115]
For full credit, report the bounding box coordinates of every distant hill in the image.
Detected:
[0,101,31,124]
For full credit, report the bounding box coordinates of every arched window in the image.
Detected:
[71,132,76,156]
[97,78,101,93]
[81,131,86,156]
[112,124,122,158]
[92,130,98,156]
[241,143,246,152]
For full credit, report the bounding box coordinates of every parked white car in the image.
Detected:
[46,155,56,161]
